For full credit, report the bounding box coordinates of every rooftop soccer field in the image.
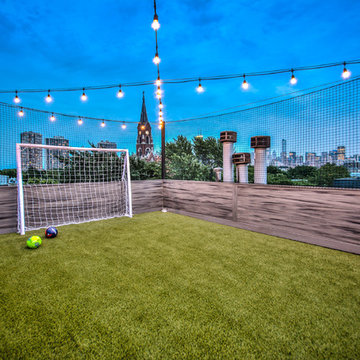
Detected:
[1,212,359,359]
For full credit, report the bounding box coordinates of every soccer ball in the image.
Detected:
[27,236,42,249]
[45,226,58,238]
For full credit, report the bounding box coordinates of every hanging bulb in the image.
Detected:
[50,113,56,122]
[156,86,162,99]
[159,100,164,109]
[342,62,351,79]
[81,88,88,101]
[121,123,126,129]
[155,76,161,86]
[78,118,83,125]
[101,121,106,128]
[196,79,204,93]
[14,91,21,104]
[45,90,53,103]
[290,69,297,85]
[153,52,161,65]
[117,85,124,98]
[151,14,160,30]
[242,75,249,90]
[159,109,163,116]
[18,108,24,117]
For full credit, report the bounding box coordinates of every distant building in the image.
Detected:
[45,136,69,170]
[305,152,316,166]
[281,139,287,164]
[20,131,43,171]
[97,140,117,149]
[337,146,345,161]
[136,92,154,159]
[333,178,360,189]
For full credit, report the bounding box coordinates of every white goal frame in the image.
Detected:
[16,143,132,235]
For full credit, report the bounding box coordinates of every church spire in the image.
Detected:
[140,91,148,124]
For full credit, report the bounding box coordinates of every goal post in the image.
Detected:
[16,143,132,235]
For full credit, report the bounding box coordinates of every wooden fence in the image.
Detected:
[1,179,359,254]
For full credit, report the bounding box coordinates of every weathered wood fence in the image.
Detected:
[1,179,359,254]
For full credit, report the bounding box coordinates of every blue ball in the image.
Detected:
[45,226,58,238]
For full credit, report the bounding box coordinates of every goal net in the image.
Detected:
[16,144,132,235]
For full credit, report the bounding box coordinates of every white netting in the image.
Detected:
[17,144,132,233]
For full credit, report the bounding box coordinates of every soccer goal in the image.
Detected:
[16,144,132,235]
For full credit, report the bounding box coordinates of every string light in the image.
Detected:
[81,88,88,101]
[18,107,24,117]
[153,52,161,65]
[45,89,53,103]
[151,13,160,30]
[196,79,205,93]
[14,91,21,104]
[290,69,297,85]
[117,85,124,98]
[242,75,249,90]
[159,100,164,109]
[159,109,163,116]
[78,118,83,125]
[100,121,106,128]
[121,122,126,129]
[50,113,56,122]
[342,62,351,79]
[155,76,161,86]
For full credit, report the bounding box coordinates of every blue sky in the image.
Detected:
[0,0,359,164]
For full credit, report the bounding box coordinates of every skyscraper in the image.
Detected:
[281,139,287,164]
[20,131,43,171]
[337,146,345,161]
[45,136,69,170]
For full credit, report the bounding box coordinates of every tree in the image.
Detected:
[193,136,222,167]
[165,135,193,158]
[315,163,350,187]
[129,155,161,180]
[287,165,317,180]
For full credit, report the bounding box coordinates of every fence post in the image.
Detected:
[161,121,166,179]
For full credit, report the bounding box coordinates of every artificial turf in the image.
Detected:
[0,212,359,359]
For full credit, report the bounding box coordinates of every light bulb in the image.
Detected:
[151,14,160,30]
[290,70,297,85]
[50,113,56,122]
[14,91,21,104]
[101,121,106,128]
[242,75,249,90]
[342,63,351,79]
[153,53,161,65]
[196,79,204,93]
[78,118,83,125]
[18,108,24,117]
[117,86,124,98]
[156,94,162,100]
[81,88,88,101]
[159,101,164,109]
[155,77,161,86]
[45,90,53,103]
[121,123,126,129]
[158,124,162,130]
[159,109,163,116]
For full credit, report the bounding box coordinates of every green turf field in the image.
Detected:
[0,212,359,359]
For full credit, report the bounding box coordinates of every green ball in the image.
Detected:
[27,235,42,249]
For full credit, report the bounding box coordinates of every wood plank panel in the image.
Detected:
[0,186,17,234]
[163,180,233,220]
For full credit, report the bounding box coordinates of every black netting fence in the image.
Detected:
[0,76,359,188]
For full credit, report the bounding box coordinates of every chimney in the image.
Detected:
[220,131,237,182]
[232,153,251,183]
[251,136,271,184]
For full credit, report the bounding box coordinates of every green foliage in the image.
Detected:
[192,136,223,167]
[166,135,193,158]
[314,163,350,187]
[288,166,317,179]
[167,153,212,181]
[129,155,161,180]
[0,168,16,178]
